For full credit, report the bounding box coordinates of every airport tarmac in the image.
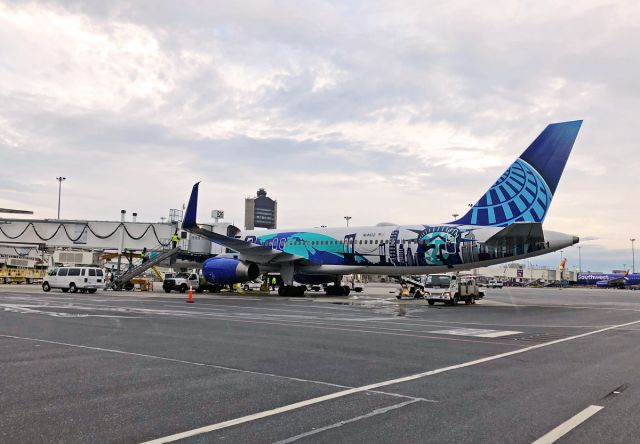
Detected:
[1,284,640,443]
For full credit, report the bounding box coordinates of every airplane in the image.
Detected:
[183,120,583,296]
[577,271,640,288]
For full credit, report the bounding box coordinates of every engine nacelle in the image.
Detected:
[202,257,259,284]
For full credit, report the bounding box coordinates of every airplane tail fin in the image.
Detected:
[451,120,582,226]
[559,258,567,271]
[182,182,200,230]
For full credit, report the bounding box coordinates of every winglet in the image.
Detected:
[182,182,200,229]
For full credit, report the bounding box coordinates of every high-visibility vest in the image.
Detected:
[271,277,276,284]
[171,234,179,242]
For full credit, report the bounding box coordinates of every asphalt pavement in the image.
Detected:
[1,284,639,443]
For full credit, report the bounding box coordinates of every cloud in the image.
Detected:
[1,0,638,272]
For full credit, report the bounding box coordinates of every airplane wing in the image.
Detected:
[606,271,630,286]
[182,183,308,265]
[481,222,544,247]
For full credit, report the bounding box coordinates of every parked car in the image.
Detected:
[243,279,264,291]
[487,279,503,289]
[42,267,105,293]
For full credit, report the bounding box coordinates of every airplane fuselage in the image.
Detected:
[241,223,577,275]
[577,273,640,287]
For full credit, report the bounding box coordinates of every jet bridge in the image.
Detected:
[0,218,175,250]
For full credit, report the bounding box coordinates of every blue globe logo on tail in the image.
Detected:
[468,159,552,226]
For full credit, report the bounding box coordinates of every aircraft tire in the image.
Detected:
[427,299,435,306]
[278,285,287,296]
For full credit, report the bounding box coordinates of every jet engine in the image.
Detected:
[202,257,259,284]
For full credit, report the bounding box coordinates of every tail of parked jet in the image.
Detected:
[452,120,582,227]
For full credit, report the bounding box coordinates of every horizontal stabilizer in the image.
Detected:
[483,222,544,247]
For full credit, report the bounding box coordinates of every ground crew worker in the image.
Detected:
[271,276,277,291]
[140,247,148,264]
[171,231,179,249]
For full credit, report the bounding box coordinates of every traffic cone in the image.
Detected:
[186,284,194,303]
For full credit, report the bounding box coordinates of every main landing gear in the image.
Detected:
[278,285,306,297]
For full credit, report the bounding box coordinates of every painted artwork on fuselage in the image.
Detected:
[243,224,548,268]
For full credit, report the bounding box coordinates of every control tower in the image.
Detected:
[244,188,277,230]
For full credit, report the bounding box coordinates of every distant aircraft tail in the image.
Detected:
[452,120,582,227]
[559,258,567,270]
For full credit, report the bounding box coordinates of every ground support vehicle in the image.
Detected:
[242,279,265,292]
[42,267,105,293]
[396,276,425,300]
[487,279,503,288]
[1,268,45,284]
[163,272,200,293]
[424,274,485,306]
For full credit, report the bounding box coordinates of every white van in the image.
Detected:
[42,267,105,293]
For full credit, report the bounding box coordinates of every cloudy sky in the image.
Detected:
[1,1,638,272]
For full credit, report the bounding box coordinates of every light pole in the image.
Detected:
[344,216,352,227]
[578,246,582,273]
[631,238,636,274]
[56,177,66,219]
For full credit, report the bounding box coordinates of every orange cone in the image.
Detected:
[186,284,194,303]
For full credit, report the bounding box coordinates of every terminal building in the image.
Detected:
[471,263,577,285]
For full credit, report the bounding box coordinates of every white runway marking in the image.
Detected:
[428,328,522,338]
[139,318,640,443]
[0,303,141,319]
[532,404,603,444]
[0,334,431,403]
[0,334,350,390]
[274,399,421,443]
